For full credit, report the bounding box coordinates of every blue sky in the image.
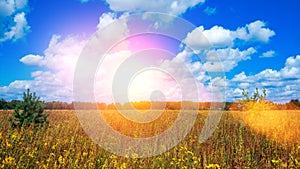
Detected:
[0,0,299,103]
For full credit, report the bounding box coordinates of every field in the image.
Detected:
[0,110,300,168]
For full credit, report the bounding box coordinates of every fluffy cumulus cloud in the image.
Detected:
[236,21,275,43]
[229,55,300,102]
[104,0,205,16]
[204,47,256,72]
[184,20,275,51]
[97,12,120,30]
[0,12,131,102]
[184,25,235,50]
[260,50,275,58]
[180,20,275,77]
[0,0,30,43]
[0,35,87,101]
[19,54,45,66]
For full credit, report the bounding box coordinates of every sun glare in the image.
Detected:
[128,68,180,102]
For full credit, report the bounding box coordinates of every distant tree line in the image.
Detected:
[0,98,299,110]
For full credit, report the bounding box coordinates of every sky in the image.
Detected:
[0,0,300,103]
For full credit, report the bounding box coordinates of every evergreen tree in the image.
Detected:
[9,89,49,128]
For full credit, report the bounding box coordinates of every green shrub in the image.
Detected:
[9,89,49,128]
[239,88,275,111]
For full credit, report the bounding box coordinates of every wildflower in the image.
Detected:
[83,152,88,157]
[187,150,194,156]
[58,155,64,165]
[281,163,287,167]
[271,159,281,164]
[11,133,17,140]
[102,159,108,169]
[2,157,15,167]
[120,162,127,169]
[295,159,300,166]
[29,151,35,158]
[51,144,56,150]
[6,141,12,148]
[206,164,220,169]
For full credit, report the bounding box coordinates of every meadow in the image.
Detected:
[0,109,300,168]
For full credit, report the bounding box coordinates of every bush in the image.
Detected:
[239,88,275,111]
[9,89,49,128]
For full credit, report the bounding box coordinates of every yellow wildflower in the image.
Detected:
[28,151,35,158]
[271,159,281,164]
[295,159,300,166]
[187,150,194,156]
[206,164,220,169]
[58,155,64,165]
[6,141,12,148]
[120,162,127,169]
[2,157,15,166]
[83,152,88,157]
[281,163,287,168]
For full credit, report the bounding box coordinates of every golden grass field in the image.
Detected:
[0,109,300,168]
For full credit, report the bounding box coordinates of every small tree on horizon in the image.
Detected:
[9,89,49,128]
[239,88,274,111]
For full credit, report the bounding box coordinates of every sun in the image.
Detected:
[128,68,180,102]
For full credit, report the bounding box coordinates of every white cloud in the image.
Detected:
[0,12,131,102]
[184,26,235,50]
[204,47,256,72]
[0,0,30,43]
[0,12,30,42]
[236,20,275,43]
[280,55,300,79]
[0,0,27,17]
[203,6,216,16]
[1,35,87,101]
[231,72,252,82]
[260,50,275,58]
[97,12,119,30]
[210,77,227,87]
[104,0,205,16]
[0,0,15,17]
[20,54,45,66]
[255,69,281,80]
[285,55,300,68]
[15,0,27,9]
[229,55,300,102]
[184,20,275,51]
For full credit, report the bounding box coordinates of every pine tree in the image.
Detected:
[9,89,49,128]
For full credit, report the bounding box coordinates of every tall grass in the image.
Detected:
[0,110,299,168]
